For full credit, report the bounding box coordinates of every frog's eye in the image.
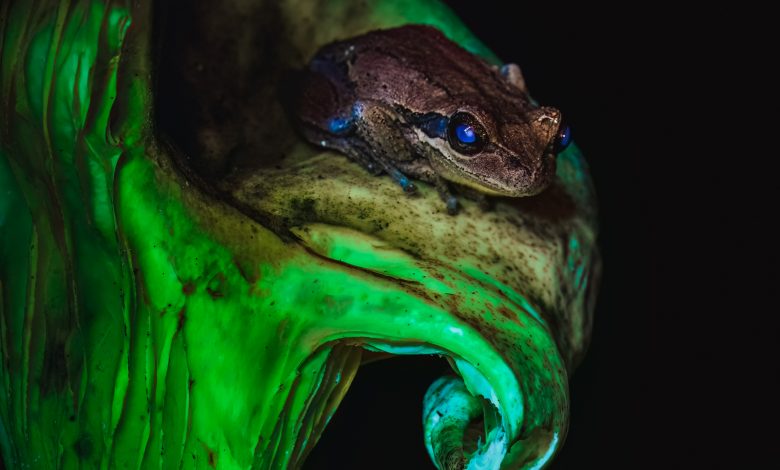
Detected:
[447,112,486,155]
[554,122,572,153]
[455,123,477,143]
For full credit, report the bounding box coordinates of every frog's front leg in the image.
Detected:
[334,138,415,192]
[436,179,460,215]
[453,185,492,212]
[397,159,460,215]
[296,83,408,184]
[345,101,419,193]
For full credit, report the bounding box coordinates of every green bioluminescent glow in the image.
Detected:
[0,1,599,469]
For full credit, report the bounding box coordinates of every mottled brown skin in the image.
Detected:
[294,25,563,213]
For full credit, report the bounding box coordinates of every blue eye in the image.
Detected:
[447,112,485,154]
[555,124,572,153]
[455,123,477,144]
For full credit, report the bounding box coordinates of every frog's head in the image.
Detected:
[414,103,569,197]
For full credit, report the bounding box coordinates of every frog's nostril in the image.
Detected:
[531,107,561,129]
[536,115,559,128]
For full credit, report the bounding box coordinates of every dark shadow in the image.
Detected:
[304,355,451,470]
[153,0,299,179]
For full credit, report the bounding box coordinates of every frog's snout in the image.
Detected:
[530,107,563,145]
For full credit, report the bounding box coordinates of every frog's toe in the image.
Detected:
[446,196,459,215]
[387,169,416,193]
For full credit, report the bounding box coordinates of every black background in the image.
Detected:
[305,2,776,469]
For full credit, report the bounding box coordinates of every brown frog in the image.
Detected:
[293,25,571,214]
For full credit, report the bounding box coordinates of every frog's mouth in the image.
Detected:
[448,152,557,198]
[418,134,557,198]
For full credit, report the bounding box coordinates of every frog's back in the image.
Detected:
[313,25,520,115]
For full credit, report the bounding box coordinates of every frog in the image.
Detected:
[292,25,571,214]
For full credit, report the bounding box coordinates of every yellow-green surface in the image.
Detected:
[0,1,599,468]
